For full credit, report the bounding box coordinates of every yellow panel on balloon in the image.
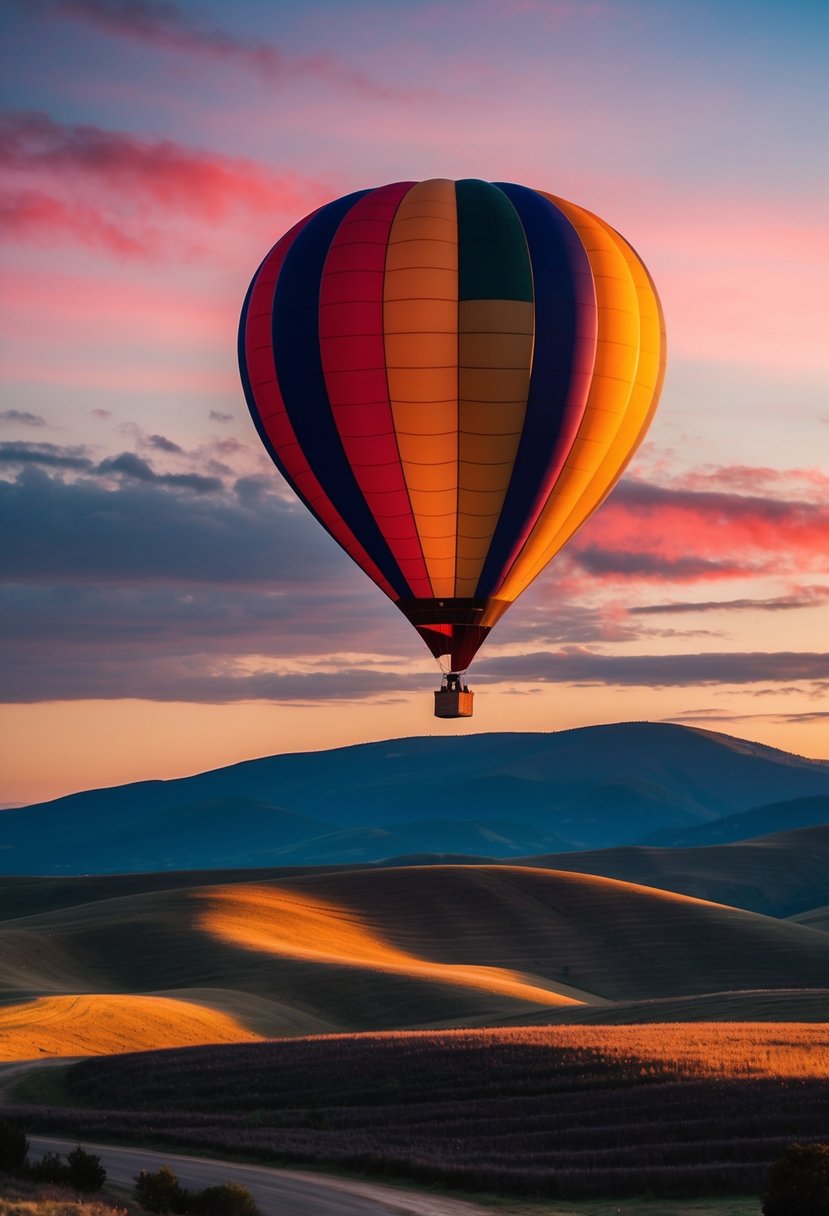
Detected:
[497,195,641,603]
[455,298,533,596]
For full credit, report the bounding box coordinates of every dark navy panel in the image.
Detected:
[456,179,533,302]
[238,264,299,500]
[475,183,597,597]
[272,191,412,600]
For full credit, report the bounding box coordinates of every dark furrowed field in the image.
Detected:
[7,1026,829,1200]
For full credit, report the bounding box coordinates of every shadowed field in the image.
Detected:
[791,902,829,931]
[2,864,829,1056]
[7,1025,828,1202]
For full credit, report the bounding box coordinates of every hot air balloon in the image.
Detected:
[238,179,665,718]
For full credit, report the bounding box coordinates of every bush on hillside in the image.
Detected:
[190,1183,259,1216]
[762,1142,829,1215]
[65,1147,106,1193]
[133,1168,258,1216]
[134,1166,190,1214]
[28,1151,69,1184]
[26,1146,106,1193]
[0,1119,28,1172]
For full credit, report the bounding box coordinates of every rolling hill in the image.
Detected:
[2,863,829,1057]
[2,723,829,874]
[516,824,829,917]
[650,793,829,846]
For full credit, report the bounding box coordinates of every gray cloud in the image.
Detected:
[0,649,416,705]
[0,467,354,585]
[209,410,233,423]
[146,433,183,455]
[574,547,738,579]
[5,462,829,706]
[0,410,46,427]
[631,590,829,615]
[0,441,92,470]
[664,709,829,726]
[473,648,829,689]
[96,451,221,493]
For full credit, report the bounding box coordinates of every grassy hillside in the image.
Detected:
[2,864,829,1056]
[4,723,829,873]
[519,824,829,916]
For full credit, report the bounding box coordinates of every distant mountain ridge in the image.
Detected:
[2,722,828,875]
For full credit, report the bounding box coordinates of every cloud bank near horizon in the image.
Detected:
[2,453,827,705]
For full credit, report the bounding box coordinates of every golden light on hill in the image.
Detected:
[0,994,261,1060]
[198,883,584,1008]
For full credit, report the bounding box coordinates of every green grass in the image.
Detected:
[9,1063,76,1107]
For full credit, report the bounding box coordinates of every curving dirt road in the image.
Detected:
[28,1136,489,1216]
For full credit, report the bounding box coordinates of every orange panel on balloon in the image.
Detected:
[384,178,459,598]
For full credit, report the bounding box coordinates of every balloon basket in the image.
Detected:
[434,674,474,719]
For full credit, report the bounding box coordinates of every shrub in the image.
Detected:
[0,1120,28,1172]
[762,1142,829,1216]
[28,1151,69,1184]
[134,1166,189,1214]
[65,1146,106,1193]
[190,1183,259,1216]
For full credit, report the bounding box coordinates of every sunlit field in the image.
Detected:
[6,1023,828,1201]
[0,994,260,1059]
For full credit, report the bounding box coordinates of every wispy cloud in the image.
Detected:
[0,410,47,428]
[475,647,829,689]
[50,0,437,102]
[631,589,829,615]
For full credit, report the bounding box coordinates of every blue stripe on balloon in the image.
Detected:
[271,190,412,600]
[475,183,595,597]
[238,261,299,501]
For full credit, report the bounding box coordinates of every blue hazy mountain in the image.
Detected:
[1,723,828,875]
[649,794,829,846]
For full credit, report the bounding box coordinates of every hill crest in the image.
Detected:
[3,722,829,874]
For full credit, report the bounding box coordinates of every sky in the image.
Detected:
[1,0,828,805]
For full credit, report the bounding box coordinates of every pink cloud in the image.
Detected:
[571,474,829,584]
[0,111,331,258]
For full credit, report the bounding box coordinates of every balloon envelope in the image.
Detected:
[239,179,665,672]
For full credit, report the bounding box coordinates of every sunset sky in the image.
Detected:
[2,0,828,806]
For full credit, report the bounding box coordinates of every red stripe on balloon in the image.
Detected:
[319,182,434,598]
[244,216,398,600]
